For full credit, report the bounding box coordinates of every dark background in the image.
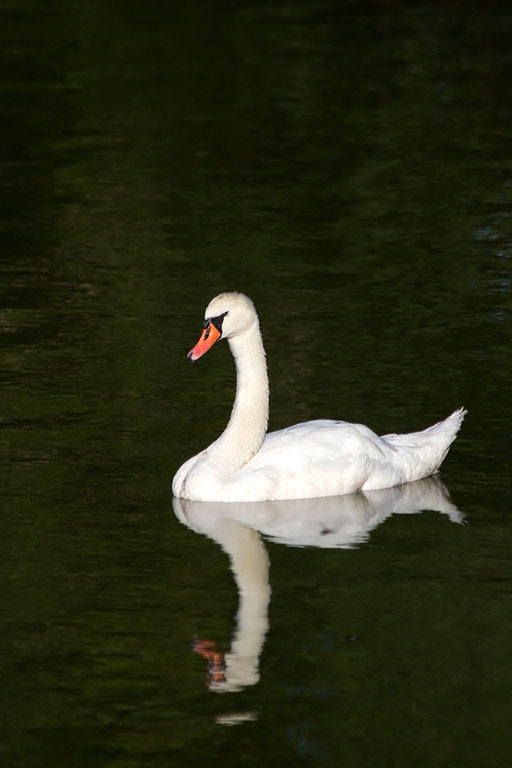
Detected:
[2,1,512,766]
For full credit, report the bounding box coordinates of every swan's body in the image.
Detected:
[172,292,465,503]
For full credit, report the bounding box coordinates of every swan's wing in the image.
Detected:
[249,419,394,472]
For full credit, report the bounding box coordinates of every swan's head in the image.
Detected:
[187,292,258,361]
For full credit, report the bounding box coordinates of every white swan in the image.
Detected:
[172,292,466,503]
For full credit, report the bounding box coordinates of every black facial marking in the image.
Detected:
[202,311,228,333]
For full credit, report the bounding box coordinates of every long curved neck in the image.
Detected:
[212,322,269,471]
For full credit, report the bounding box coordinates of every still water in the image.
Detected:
[2,1,512,766]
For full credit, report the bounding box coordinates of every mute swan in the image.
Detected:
[172,292,466,503]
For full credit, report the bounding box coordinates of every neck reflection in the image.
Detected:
[172,476,463,694]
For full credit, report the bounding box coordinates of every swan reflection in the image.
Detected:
[173,476,463,695]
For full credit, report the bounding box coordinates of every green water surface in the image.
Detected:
[2,2,512,766]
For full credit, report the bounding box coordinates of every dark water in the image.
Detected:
[2,1,512,765]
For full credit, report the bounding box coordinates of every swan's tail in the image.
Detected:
[382,407,467,482]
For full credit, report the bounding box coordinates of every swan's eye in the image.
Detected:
[202,311,228,337]
[211,311,228,333]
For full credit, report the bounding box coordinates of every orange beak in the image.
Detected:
[187,322,221,361]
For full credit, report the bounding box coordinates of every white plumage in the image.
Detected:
[172,292,466,502]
